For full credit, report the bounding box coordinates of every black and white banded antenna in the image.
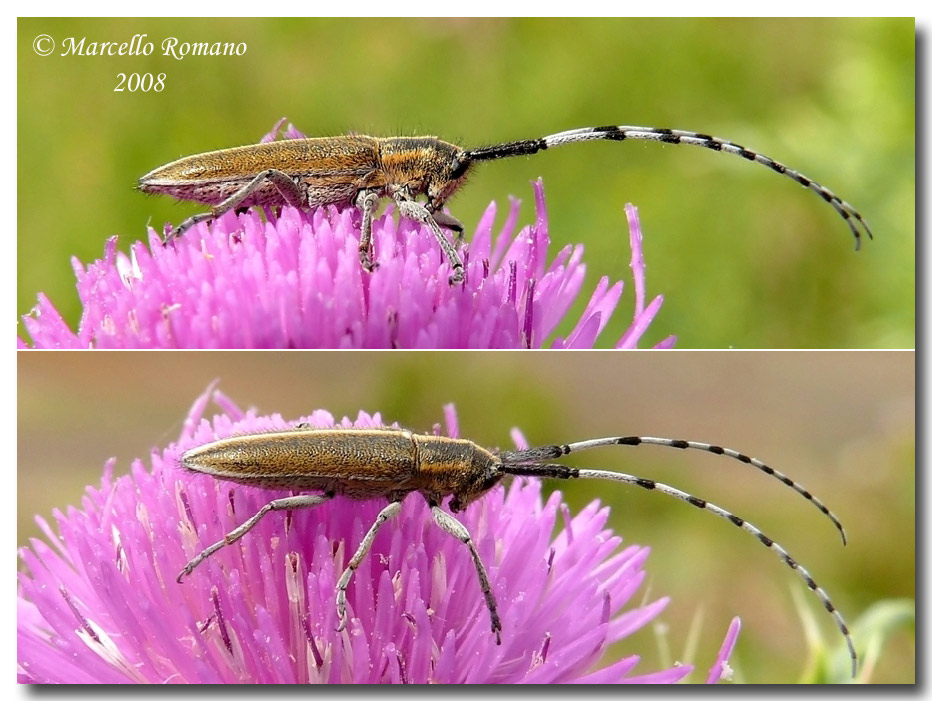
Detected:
[496,434,857,677]
[463,125,873,249]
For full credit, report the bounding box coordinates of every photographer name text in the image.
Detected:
[60,34,247,60]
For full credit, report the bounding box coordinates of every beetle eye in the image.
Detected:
[449,156,469,180]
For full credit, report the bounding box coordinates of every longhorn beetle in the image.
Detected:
[139,125,872,284]
[177,423,858,677]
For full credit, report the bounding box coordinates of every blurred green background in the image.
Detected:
[17,18,914,349]
[18,352,914,682]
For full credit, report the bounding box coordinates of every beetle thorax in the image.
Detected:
[410,435,501,507]
[379,137,472,205]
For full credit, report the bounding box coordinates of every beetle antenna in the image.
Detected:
[463,125,872,249]
[497,459,857,678]
[500,436,846,545]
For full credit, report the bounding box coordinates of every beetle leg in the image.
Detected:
[164,168,306,244]
[177,493,332,582]
[394,193,466,285]
[430,505,501,643]
[430,210,466,245]
[335,500,403,633]
[355,190,381,272]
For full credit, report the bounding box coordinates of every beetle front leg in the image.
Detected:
[430,210,466,245]
[355,190,381,272]
[430,505,502,643]
[163,168,307,244]
[394,194,466,285]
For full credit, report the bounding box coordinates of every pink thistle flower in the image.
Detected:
[18,388,736,684]
[19,122,673,349]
